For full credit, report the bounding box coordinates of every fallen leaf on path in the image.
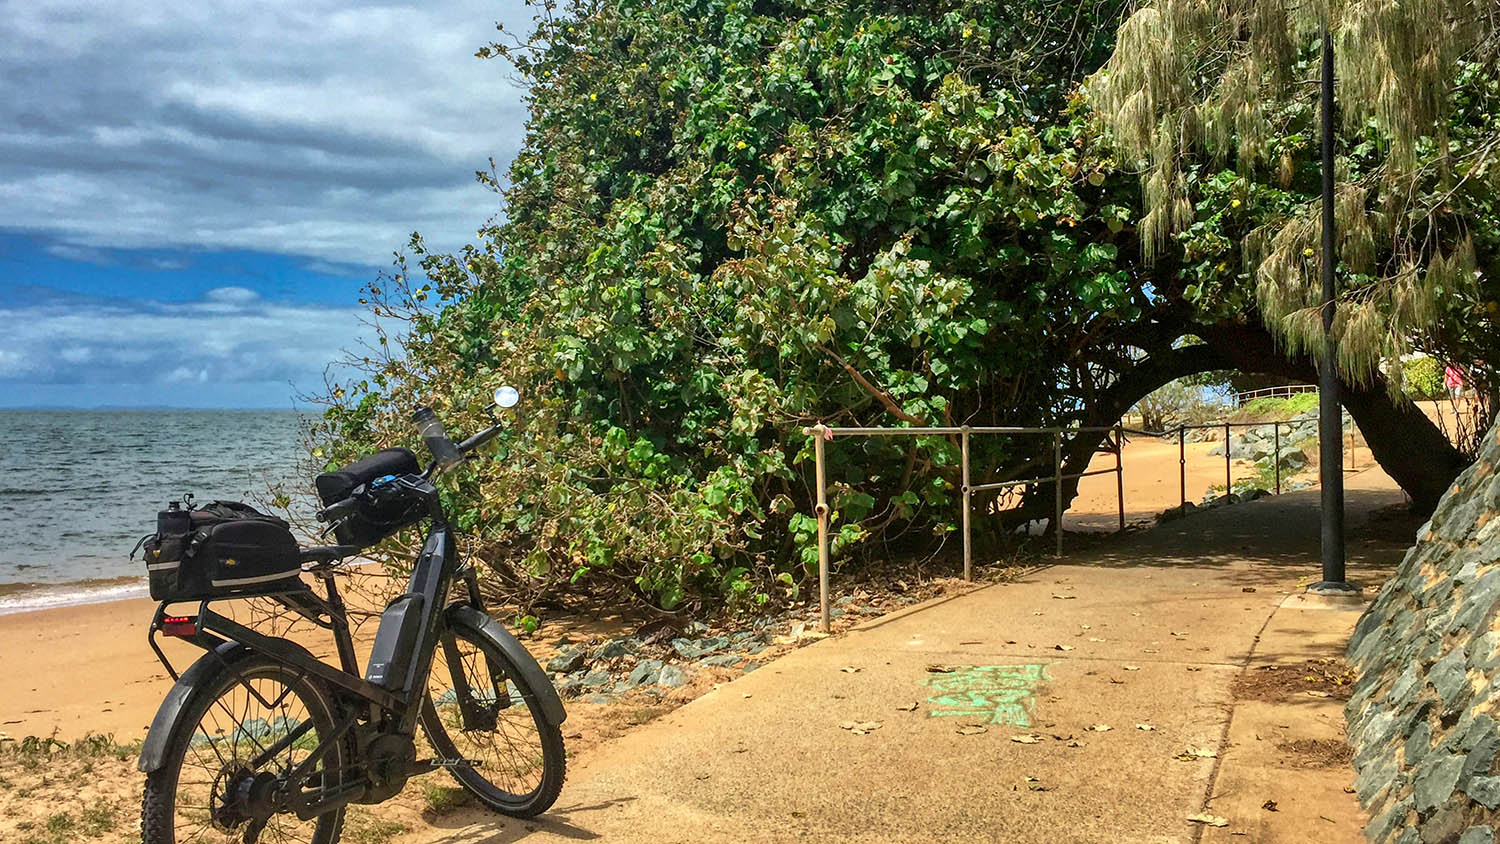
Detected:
[1032,611,1044,616]
[956,725,988,736]
[1186,666,1202,672]
[695,773,711,780]
[1171,631,1188,637]
[839,720,883,735]
[1136,724,1156,731]
[1242,587,1257,593]
[742,693,752,698]
[1177,747,1217,760]
[1088,637,1105,642]
[959,640,983,645]
[1261,799,1279,812]
[1054,644,1075,651]
[1187,813,1229,828]
[840,666,861,673]
[1024,776,1049,791]
[1065,739,1085,747]
[1052,594,1076,600]
[1109,678,1125,684]
[1086,724,1112,732]
[1080,624,1091,629]
[1305,690,1331,698]
[926,664,956,673]
[1123,665,1140,671]
[1011,733,1043,744]
[896,701,919,712]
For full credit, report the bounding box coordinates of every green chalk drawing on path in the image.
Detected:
[924,664,1051,727]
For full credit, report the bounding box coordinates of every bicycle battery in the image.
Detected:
[366,592,425,689]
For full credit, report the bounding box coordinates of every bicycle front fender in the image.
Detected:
[445,603,567,727]
[137,641,256,773]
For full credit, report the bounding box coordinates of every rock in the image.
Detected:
[546,647,586,674]
[834,595,855,606]
[1466,777,1500,810]
[1459,827,1495,844]
[584,694,615,705]
[592,639,632,660]
[1412,753,1464,813]
[1366,797,1414,844]
[671,636,729,660]
[1429,650,1470,717]
[581,670,612,689]
[683,620,711,636]
[657,664,691,688]
[1405,721,1432,766]
[742,661,761,673]
[626,658,664,688]
[700,653,743,668]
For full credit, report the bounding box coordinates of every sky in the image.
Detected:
[0,0,535,408]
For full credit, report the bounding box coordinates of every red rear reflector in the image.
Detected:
[161,616,198,638]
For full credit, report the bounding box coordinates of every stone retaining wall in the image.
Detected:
[1347,422,1500,843]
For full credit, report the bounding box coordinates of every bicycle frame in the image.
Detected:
[140,511,499,820]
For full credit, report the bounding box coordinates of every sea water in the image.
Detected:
[0,410,312,613]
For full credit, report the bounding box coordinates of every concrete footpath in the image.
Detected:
[417,469,1413,843]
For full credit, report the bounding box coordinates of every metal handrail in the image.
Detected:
[800,413,1360,632]
[1233,384,1317,407]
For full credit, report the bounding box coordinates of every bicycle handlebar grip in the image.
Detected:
[413,406,462,469]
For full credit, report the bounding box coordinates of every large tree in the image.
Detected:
[316,0,1498,611]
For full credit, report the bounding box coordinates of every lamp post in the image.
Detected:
[1310,22,1359,596]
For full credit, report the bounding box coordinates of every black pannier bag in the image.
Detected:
[314,447,423,546]
[139,500,303,602]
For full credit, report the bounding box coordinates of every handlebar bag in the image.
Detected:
[314,448,423,546]
[141,501,304,601]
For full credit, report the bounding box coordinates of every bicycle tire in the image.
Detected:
[419,615,566,817]
[140,650,347,844]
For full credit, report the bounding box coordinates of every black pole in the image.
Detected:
[1312,24,1356,595]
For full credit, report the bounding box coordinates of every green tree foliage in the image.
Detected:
[314,0,1159,610]
[1091,0,1500,392]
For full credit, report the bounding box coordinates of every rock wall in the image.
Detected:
[1347,422,1500,843]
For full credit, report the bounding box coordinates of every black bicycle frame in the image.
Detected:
[146,514,493,819]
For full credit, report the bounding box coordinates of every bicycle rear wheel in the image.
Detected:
[419,617,565,817]
[141,651,345,844]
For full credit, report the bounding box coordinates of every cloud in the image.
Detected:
[0,0,532,267]
[0,286,377,405]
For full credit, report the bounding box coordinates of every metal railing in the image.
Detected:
[801,415,1359,632]
[1232,384,1317,407]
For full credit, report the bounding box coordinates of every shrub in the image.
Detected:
[1402,357,1446,400]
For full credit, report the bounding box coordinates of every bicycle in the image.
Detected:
[136,386,565,844]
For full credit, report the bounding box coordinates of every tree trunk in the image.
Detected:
[1198,322,1466,516]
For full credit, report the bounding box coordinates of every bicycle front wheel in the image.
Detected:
[420,616,565,817]
[141,651,346,844]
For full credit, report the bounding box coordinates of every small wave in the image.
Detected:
[0,576,149,615]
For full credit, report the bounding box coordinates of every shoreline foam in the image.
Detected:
[0,575,150,616]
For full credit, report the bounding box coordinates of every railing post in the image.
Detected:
[961,426,972,582]
[1053,431,1064,557]
[1274,421,1281,494]
[1178,426,1187,508]
[1224,422,1232,497]
[1115,424,1125,532]
[812,424,831,634]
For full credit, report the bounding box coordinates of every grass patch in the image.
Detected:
[1234,392,1319,421]
[420,782,473,816]
[344,807,410,843]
